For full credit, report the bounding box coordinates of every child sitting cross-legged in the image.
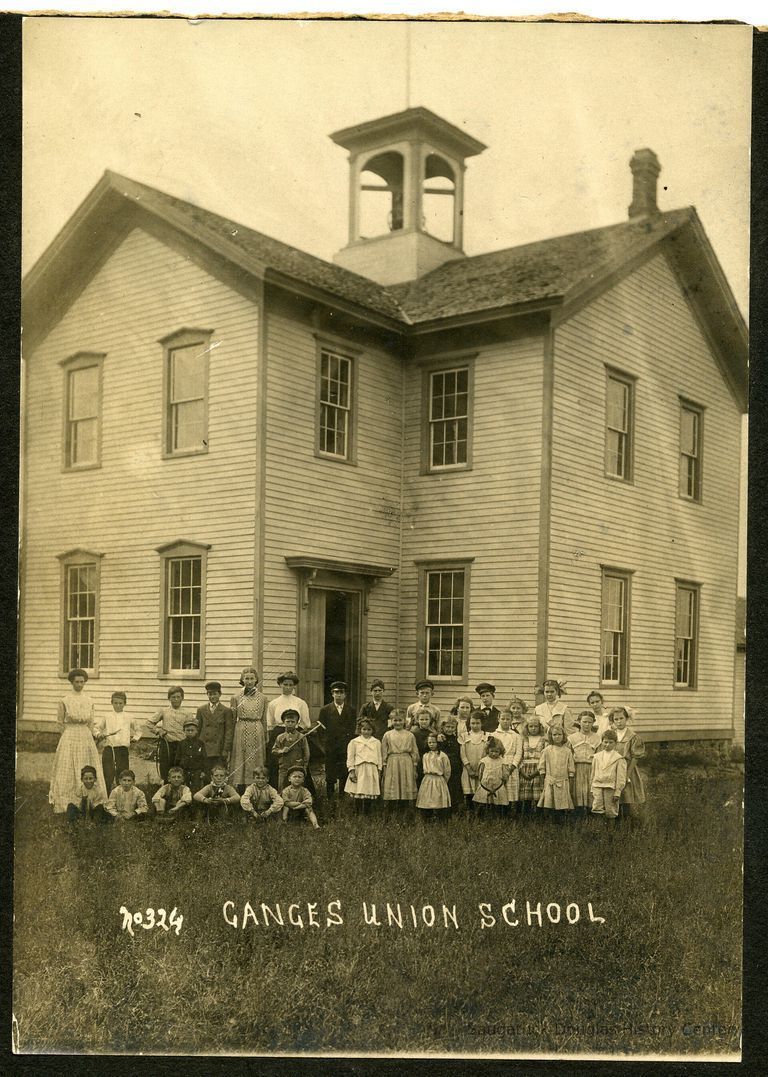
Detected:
[281,766,320,829]
[193,764,240,822]
[152,766,192,820]
[66,764,110,824]
[240,766,284,822]
[105,769,148,822]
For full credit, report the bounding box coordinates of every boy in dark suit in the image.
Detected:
[319,681,356,802]
[176,719,209,794]
[474,681,501,733]
[195,681,234,773]
[358,678,394,740]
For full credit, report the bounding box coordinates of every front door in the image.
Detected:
[298,580,364,713]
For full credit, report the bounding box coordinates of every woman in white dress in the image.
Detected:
[49,669,107,813]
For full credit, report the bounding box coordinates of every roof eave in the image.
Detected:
[406,295,562,335]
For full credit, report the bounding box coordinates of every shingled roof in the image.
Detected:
[24,172,747,411]
[107,172,693,325]
[388,209,694,323]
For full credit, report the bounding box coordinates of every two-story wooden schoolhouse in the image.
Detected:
[19,107,747,743]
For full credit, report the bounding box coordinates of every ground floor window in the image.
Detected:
[417,560,473,683]
[601,567,631,686]
[674,581,700,688]
[156,540,210,677]
[59,551,101,674]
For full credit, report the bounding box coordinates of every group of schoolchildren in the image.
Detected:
[51,666,645,828]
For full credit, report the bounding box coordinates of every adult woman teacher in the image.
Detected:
[229,666,268,794]
[49,668,107,812]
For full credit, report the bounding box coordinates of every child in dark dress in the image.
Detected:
[412,709,436,787]
[437,716,464,812]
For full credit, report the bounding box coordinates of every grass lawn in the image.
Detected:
[13,766,742,1058]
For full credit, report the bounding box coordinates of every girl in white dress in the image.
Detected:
[345,718,382,814]
[49,669,107,813]
[416,732,452,820]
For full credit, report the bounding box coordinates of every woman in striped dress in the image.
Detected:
[49,669,107,813]
[229,666,268,793]
[517,715,548,814]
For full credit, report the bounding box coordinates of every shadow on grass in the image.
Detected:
[13,772,742,1058]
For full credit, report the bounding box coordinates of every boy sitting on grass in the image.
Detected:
[66,765,110,824]
[281,765,320,829]
[152,766,192,820]
[105,770,148,822]
[240,766,284,821]
[193,764,240,821]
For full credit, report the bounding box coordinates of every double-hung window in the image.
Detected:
[605,368,635,482]
[600,567,631,686]
[674,582,700,688]
[421,357,475,473]
[162,329,211,456]
[157,540,210,677]
[61,352,104,469]
[679,400,703,502]
[417,560,473,682]
[58,549,103,675]
[318,347,353,460]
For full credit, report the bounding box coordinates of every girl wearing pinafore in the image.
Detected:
[345,718,382,810]
[416,733,452,817]
[492,711,523,803]
[473,739,510,812]
[381,712,419,806]
[609,707,646,816]
[517,716,548,810]
[537,725,575,813]
[568,710,601,811]
[459,714,488,808]
[49,669,108,813]
[229,666,268,792]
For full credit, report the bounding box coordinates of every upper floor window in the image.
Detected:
[417,560,473,683]
[425,364,474,472]
[161,329,211,457]
[601,567,631,687]
[58,548,103,675]
[156,540,210,677]
[318,347,354,461]
[679,400,703,502]
[61,352,104,470]
[674,581,700,688]
[605,368,635,482]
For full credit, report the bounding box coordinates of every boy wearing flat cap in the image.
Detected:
[406,680,441,730]
[358,678,394,740]
[196,681,234,775]
[319,681,356,802]
[266,671,311,788]
[175,718,209,794]
[474,682,501,733]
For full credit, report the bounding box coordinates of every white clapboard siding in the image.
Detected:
[21,227,261,727]
[398,334,545,713]
[260,307,403,695]
[548,253,742,737]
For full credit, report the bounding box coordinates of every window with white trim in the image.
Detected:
[421,565,471,681]
[157,540,209,676]
[318,348,353,460]
[601,568,630,686]
[58,549,102,675]
[679,400,703,501]
[429,367,469,469]
[162,329,211,456]
[605,368,634,481]
[674,582,700,688]
[62,352,104,469]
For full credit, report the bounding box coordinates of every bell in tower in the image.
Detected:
[330,107,486,286]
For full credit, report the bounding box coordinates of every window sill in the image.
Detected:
[315,449,357,467]
[161,447,209,461]
[158,673,206,682]
[422,464,473,477]
[62,462,101,474]
[603,472,634,485]
[58,671,99,679]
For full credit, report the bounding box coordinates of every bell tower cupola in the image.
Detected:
[330,106,486,285]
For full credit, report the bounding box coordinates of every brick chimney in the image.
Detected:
[628,148,661,218]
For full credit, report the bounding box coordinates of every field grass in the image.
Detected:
[13,767,742,1058]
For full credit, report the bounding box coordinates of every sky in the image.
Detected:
[22,18,751,589]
